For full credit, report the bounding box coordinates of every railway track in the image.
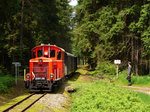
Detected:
[2,93,47,112]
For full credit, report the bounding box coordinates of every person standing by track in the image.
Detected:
[127,62,132,86]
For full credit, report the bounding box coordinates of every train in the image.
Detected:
[24,44,77,91]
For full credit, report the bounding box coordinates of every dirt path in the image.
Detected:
[119,85,150,95]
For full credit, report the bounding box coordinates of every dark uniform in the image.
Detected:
[127,64,132,86]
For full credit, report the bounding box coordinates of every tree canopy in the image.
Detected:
[0,0,72,74]
[0,0,149,76]
[72,0,150,75]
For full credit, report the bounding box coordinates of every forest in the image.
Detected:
[0,0,150,111]
[72,0,150,76]
[0,0,72,75]
[0,0,150,76]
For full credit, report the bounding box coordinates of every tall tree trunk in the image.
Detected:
[131,37,134,62]
[20,0,24,58]
[78,56,80,65]
[92,0,97,9]
[135,38,139,76]
[82,57,84,65]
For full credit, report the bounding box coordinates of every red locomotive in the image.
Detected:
[24,44,77,91]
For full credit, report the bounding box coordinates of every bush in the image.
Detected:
[0,66,9,76]
[90,61,116,76]
[0,76,15,93]
[115,70,150,86]
[71,82,150,112]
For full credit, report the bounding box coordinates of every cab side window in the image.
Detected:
[50,50,55,57]
[57,51,61,60]
[37,50,42,57]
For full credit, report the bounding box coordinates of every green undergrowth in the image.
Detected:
[0,75,15,93]
[90,61,116,77]
[89,61,150,87]
[131,76,150,87]
[115,70,150,87]
[76,65,89,75]
[137,92,150,104]
[68,68,91,84]
[71,81,150,112]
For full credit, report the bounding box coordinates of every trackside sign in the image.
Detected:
[114,60,121,64]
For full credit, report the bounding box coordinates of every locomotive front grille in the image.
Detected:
[33,62,49,79]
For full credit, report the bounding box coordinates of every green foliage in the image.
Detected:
[90,61,116,76]
[115,70,129,85]
[0,0,72,74]
[71,81,150,112]
[115,70,150,87]
[72,0,150,75]
[0,76,14,93]
[132,76,150,86]
[137,92,150,104]
[142,26,150,58]
[0,66,9,76]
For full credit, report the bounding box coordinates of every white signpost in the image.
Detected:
[114,60,121,79]
[12,62,21,85]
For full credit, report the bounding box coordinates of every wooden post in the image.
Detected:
[116,65,119,79]
[24,69,26,81]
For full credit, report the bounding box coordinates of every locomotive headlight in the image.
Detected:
[26,75,30,80]
[50,74,53,80]
[39,59,42,62]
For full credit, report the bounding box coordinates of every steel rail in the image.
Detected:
[21,93,47,112]
[2,93,35,112]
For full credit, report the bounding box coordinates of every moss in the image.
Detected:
[0,94,30,111]
[61,91,71,112]
[26,104,52,112]
[76,68,88,75]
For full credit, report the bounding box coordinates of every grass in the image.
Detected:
[70,65,150,112]
[88,61,150,87]
[132,76,150,86]
[137,92,150,104]
[0,75,15,93]
[0,75,29,107]
[70,81,150,112]
[76,65,89,75]
[0,94,30,111]
[115,70,150,87]
[90,68,150,87]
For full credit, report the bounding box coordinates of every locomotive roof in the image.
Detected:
[32,44,76,57]
[66,52,76,57]
[31,44,65,52]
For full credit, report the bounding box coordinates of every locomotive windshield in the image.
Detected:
[50,50,55,57]
[37,50,43,57]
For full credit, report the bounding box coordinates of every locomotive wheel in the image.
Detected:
[29,82,33,92]
[25,81,30,88]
